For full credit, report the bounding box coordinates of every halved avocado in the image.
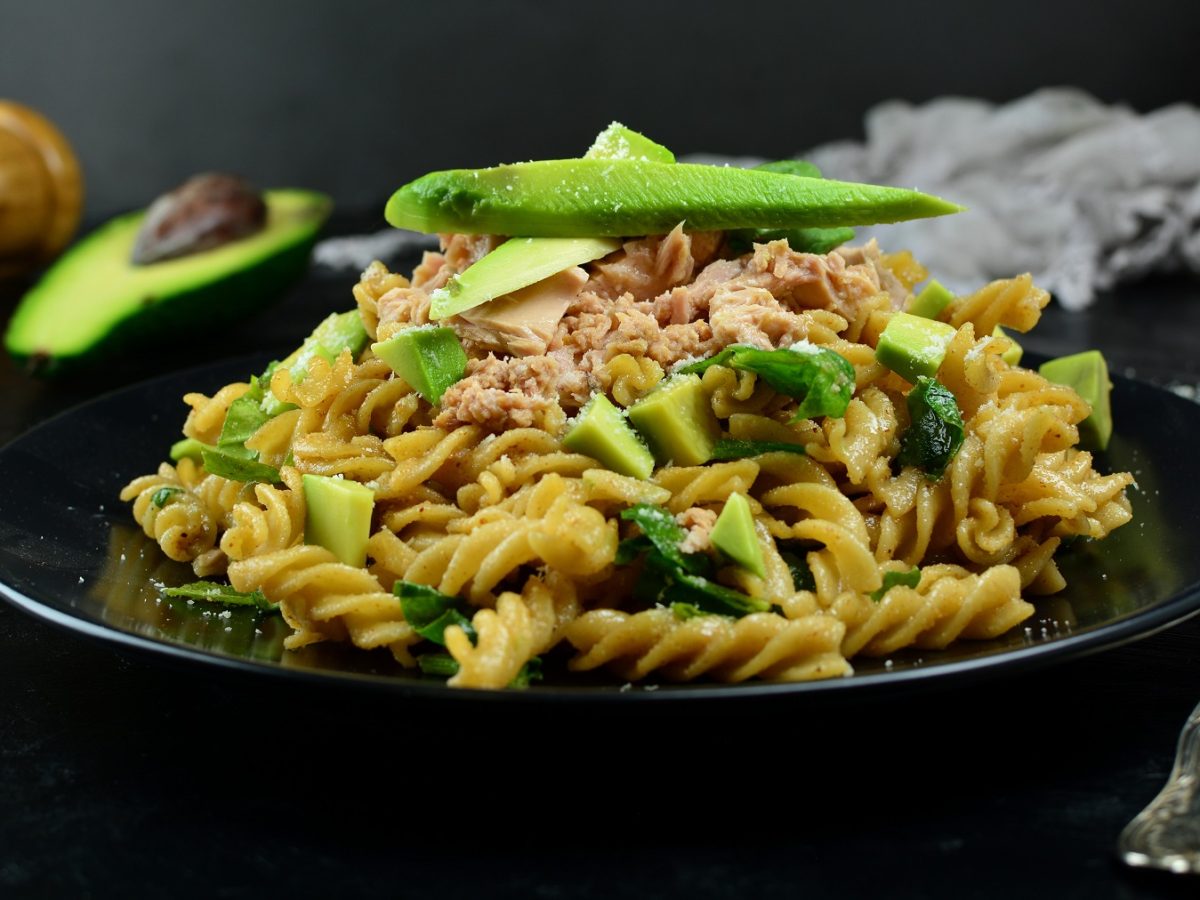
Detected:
[5,189,330,374]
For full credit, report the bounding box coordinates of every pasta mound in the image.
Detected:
[121,231,1133,689]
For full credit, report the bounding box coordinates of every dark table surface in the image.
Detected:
[2,220,1200,899]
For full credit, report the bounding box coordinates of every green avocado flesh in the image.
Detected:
[6,189,330,374]
[627,373,721,466]
[429,237,619,319]
[586,122,675,163]
[385,160,964,237]
[428,124,667,320]
[302,474,374,568]
[372,326,468,405]
[710,492,765,577]
[875,312,957,384]
[1039,350,1113,451]
[907,279,955,319]
[563,393,655,479]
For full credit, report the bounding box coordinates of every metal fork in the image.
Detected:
[1118,700,1200,873]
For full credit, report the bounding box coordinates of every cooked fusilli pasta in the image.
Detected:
[121,226,1134,690]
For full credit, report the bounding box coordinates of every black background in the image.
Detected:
[3,0,1197,221]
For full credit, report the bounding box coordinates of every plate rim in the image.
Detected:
[2,357,1199,703]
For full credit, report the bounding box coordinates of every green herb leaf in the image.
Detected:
[219,391,272,448]
[675,345,741,377]
[162,580,275,611]
[661,571,771,617]
[710,439,806,460]
[509,657,544,689]
[620,504,708,576]
[779,549,816,592]
[395,581,477,647]
[678,345,855,421]
[417,652,460,677]
[151,486,182,508]
[200,447,281,484]
[869,566,922,602]
[897,376,964,480]
[615,535,653,566]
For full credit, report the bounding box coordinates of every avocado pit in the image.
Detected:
[131,173,266,265]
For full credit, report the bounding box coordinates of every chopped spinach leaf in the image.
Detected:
[869,566,922,602]
[200,446,281,484]
[395,581,477,647]
[162,580,276,611]
[219,391,272,448]
[677,345,855,421]
[661,571,771,617]
[779,549,816,592]
[151,486,182,508]
[620,504,708,575]
[897,376,964,479]
[710,439,806,460]
[509,657,544,689]
[416,652,543,688]
[417,652,460,677]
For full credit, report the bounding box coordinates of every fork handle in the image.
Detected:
[1118,700,1200,873]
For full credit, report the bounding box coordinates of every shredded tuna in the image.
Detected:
[676,507,718,554]
[835,239,908,309]
[434,354,584,431]
[369,231,887,433]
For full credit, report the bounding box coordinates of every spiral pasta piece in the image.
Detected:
[565,608,850,682]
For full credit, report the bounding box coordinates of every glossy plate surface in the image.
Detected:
[2,357,1198,702]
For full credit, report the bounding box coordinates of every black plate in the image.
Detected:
[1,356,1198,702]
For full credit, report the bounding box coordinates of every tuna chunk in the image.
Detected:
[455,266,589,357]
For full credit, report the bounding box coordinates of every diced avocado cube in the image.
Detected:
[262,310,369,415]
[563,393,655,480]
[302,474,374,567]
[875,312,957,384]
[994,325,1023,366]
[627,373,721,466]
[1039,350,1113,451]
[906,279,955,319]
[372,326,468,405]
[170,437,208,462]
[710,492,765,578]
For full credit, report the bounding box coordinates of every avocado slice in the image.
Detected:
[906,279,955,319]
[627,373,721,466]
[429,237,618,320]
[5,189,330,374]
[372,325,468,405]
[875,312,957,384]
[1038,350,1113,450]
[710,492,766,577]
[585,122,676,163]
[428,123,668,320]
[563,392,655,479]
[385,159,965,237]
[302,474,375,567]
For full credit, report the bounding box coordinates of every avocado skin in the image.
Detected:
[5,190,330,376]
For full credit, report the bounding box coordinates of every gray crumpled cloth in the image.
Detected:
[797,88,1200,310]
[318,89,1200,311]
